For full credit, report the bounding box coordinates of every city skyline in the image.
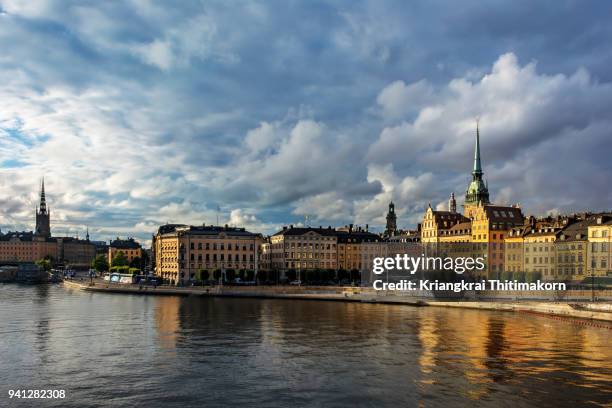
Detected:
[0,1,611,245]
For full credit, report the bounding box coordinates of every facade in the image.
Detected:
[336,226,383,272]
[587,215,612,277]
[153,224,263,285]
[470,204,524,278]
[269,226,338,272]
[421,205,470,243]
[108,238,143,266]
[504,226,527,274]
[523,226,561,281]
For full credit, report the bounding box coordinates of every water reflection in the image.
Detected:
[1,285,611,407]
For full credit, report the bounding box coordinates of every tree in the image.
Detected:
[36,258,52,271]
[286,269,297,282]
[226,269,236,282]
[239,269,246,281]
[197,269,209,281]
[91,254,109,272]
[213,269,222,281]
[111,251,129,267]
[129,256,142,269]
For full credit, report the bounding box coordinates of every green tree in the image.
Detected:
[213,269,222,281]
[197,269,209,281]
[128,267,140,275]
[111,251,129,267]
[36,258,52,271]
[226,269,236,281]
[239,269,246,280]
[129,256,142,269]
[91,254,109,272]
[286,269,297,282]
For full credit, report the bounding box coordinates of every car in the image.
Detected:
[289,280,302,285]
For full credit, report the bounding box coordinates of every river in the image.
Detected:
[0,284,610,407]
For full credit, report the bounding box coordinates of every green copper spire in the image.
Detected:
[473,120,482,175]
[464,120,490,208]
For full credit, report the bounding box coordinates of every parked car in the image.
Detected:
[289,280,302,286]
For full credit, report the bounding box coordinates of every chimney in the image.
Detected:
[282,226,287,231]
[290,224,293,229]
[349,223,353,233]
[366,224,369,232]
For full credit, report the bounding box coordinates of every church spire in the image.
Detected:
[473,119,482,176]
[39,177,47,214]
[35,177,51,238]
[464,120,490,210]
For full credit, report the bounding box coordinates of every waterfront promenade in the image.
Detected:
[62,280,612,324]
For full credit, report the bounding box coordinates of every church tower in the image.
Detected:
[464,121,490,215]
[385,201,397,236]
[448,192,456,213]
[35,178,51,238]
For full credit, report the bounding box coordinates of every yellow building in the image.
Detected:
[523,226,561,281]
[154,224,263,285]
[555,218,591,281]
[336,226,382,271]
[587,214,612,277]
[504,226,526,274]
[470,204,524,278]
[108,238,143,266]
[421,205,470,243]
[269,226,338,273]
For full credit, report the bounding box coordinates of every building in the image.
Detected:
[504,226,527,274]
[523,226,561,281]
[421,204,470,243]
[269,225,338,273]
[153,224,263,285]
[336,225,383,272]
[555,218,590,281]
[470,204,524,278]
[587,214,612,277]
[108,238,143,266]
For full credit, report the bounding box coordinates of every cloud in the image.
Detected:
[0,1,611,244]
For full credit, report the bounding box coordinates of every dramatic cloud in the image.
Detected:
[0,0,610,245]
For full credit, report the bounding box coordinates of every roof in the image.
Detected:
[157,224,260,238]
[336,230,382,243]
[482,205,523,223]
[110,238,142,249]
[273,226,338,237]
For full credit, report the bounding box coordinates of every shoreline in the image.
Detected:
[61,280,612,324]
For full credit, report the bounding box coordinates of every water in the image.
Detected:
[0,284,610,407]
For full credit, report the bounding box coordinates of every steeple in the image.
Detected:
[464,121,490,210]
[39,177,47,214]
[449,192,457,213]
[35,178,51,238]
[385,201,397,237]
[473,120,482,176]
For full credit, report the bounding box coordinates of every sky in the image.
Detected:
[0,0,611,246]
